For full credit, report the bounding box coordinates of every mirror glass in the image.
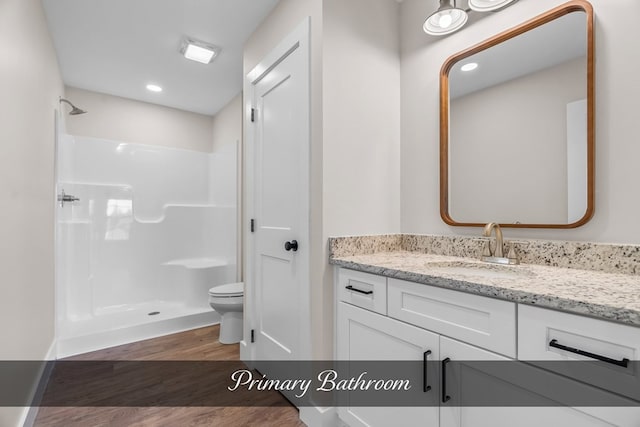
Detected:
[440,3,594,228]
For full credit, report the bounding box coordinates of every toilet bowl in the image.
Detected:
[208,282,244,344]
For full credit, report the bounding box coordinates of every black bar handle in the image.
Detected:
[345,285,373,295]
[549,339,629,368]
[423,350,432,393]
[441,357,451,403]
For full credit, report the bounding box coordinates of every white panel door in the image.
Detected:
[248,20,310,362]
[337,302,439,427]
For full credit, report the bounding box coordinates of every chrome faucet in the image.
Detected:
[481,222,519,265]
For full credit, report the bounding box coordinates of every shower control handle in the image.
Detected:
[284,240,299,252]
[57,189,80,207]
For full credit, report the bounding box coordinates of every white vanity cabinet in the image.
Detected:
[518,304,640,401]
[438,336,639,427]
[337,301,439,427]
[335,267,640,427]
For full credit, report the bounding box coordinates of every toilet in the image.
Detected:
[208,282,244,344]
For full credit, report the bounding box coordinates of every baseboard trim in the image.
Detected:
[17,397,31,426]
[239,339,250,361]
[18,341,56,427]
[299,406,339,427]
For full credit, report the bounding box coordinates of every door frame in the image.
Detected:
[242,17,311,362]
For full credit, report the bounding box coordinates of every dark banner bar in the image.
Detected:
[2,360,639,407]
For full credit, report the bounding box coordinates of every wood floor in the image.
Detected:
[34,326,306,427]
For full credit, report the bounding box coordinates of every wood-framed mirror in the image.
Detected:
[440,0,594,228]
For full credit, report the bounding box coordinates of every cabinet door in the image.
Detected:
[440,336,640,427]
[337,302,439,427]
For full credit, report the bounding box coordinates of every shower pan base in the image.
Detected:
[56,302,220,358]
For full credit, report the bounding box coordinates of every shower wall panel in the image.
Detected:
[55,135,237,352]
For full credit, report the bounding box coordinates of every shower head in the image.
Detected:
[59,97,87,115]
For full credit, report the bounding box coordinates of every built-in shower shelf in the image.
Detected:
[163,257,228,269]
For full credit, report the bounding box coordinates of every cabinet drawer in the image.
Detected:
[518,305,640,401]
[388,278,516,357]
[338,268,387,315]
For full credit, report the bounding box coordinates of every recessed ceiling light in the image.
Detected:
[180,38,221,64]
[146,84,163,92]
[461,62,478,72]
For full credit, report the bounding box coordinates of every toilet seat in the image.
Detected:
[209,282,243,298]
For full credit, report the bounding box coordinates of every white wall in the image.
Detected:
[321,0,401,361]
[323,0,401,236]
[65,86,214,152]
[0,0,63,361]
[0,0,64,424]
[401,0,640,244]
[211,93,242,152]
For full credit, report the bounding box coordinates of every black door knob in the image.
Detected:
[284,240,299,252]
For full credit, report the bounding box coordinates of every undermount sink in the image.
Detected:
[425,261,533,280]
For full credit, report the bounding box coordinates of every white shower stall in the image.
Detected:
[55,134,237,357]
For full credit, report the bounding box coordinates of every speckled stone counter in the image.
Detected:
[329,236,640,327]
[330,234,640,275]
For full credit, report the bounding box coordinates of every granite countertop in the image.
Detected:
[330,251,640,327]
